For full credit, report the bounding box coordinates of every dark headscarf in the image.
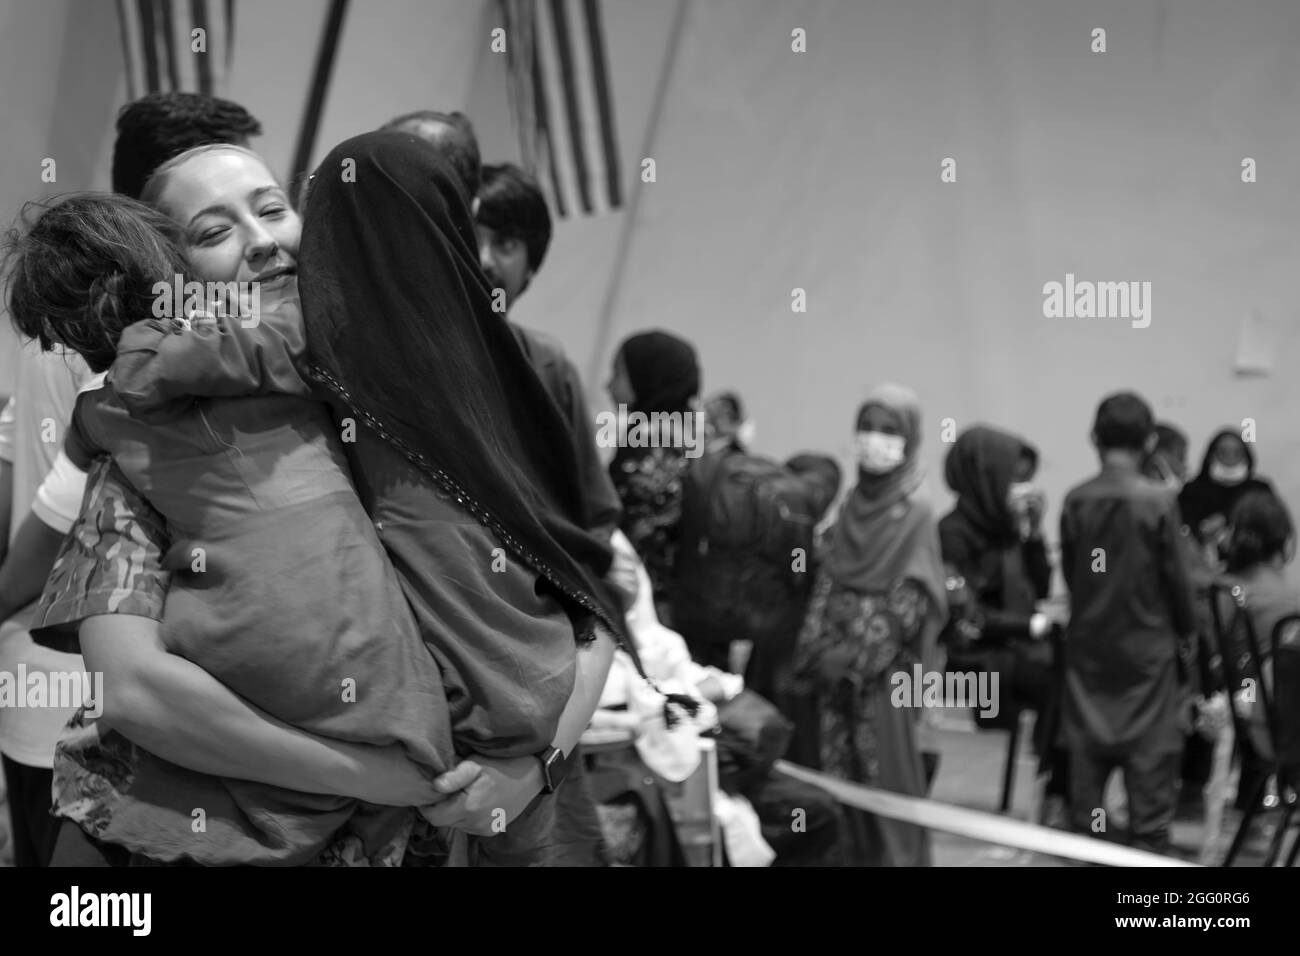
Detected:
[297,131,622,632]
[619,331,699,414]
[944,425,1036,547]
[1178,428,1271,536]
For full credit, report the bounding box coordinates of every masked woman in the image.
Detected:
[1179,429,1273,567]
[792,384,946,866]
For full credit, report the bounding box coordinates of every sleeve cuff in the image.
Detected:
[32,449,89,534]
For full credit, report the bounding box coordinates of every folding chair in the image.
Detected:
[660,737,723,866]
[1270,615,1300,866]
[1208,584,1298,866]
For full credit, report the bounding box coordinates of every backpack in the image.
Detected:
[673,446,817,654]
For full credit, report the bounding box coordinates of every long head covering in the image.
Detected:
[618,331,699,414]
[827,384,946,619]
[944,425,1036,548]
[297,131,621,631]
[1178,427,1271,534]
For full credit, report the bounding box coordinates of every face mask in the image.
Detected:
[1006,481,1041,539]
[856,430,906,474]
[1006,481,1038,511]
[736,420,757,449]
[1209,461,1249,486]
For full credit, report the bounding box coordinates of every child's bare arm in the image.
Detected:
[111,279,311,421]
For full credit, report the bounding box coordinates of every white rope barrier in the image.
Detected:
[774,760,1201,867]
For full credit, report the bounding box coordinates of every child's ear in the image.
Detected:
[1143,432,1159,456]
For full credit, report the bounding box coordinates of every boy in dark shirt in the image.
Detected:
[1059,392,1197,854]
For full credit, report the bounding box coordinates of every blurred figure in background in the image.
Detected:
[769,453,843,768]
[1179,429,1273,570]
[1143,422,1190,492]
[704,391,756,454]
[939,426,1065,815]
[792,384,946,866]
[606,331,701,625]
[380,109,482,197]
[1060,393,1197,855]
[112,91,262,199]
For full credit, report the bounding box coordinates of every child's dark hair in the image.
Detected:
[4,193,187,373]
[1226,488,1294,573]
[112,92,263,199]
[477,163,552,272]
[1093,391,1154,452]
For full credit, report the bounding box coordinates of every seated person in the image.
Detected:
[589,531,842,866]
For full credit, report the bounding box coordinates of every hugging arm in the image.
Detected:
[111,286,311,420]
[35,456,443,807]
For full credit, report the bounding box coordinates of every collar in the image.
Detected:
[76,371,109,396]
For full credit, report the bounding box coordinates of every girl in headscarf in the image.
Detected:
[792,384,947,866]
[938,425,1065,814]
[605,330,701,623]
[1179,429,1273,565]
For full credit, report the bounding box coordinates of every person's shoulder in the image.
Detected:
[511,322,568,367]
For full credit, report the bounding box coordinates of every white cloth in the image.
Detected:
[715,791,775,867]
[0,345,91,768]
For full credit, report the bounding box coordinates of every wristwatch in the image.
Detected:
[536,745,577,793]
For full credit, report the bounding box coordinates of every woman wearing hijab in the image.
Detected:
[1179,429,1273,565]
[605,330,701,624]
[792,384,946,866]
[938,426,1065,815]
[298,131,629,863]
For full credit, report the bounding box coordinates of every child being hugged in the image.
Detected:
[5,192,455,866]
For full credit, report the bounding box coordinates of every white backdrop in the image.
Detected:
[3,0,1298,591]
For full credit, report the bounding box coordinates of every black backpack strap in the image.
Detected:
[686,446,736,556]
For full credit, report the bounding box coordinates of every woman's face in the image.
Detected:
[1213,435,1248,468]
[155,149,300,283]
[857,404,905,438]
[607,351,636,407]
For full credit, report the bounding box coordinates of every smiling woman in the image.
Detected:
[141,144,299,286]
[7,186,459,867]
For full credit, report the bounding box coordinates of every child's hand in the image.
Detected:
[419,754,545,836]
[428,760,486,803]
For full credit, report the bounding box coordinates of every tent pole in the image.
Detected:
[584,0,690,393]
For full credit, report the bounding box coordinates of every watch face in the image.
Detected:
[542,747,570,791]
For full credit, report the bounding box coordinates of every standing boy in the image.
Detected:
[1059,392,1197,854]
